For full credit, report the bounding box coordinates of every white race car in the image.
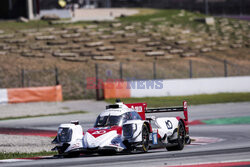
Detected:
[52,100,191,156]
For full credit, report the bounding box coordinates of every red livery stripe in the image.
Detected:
[0,128,57,137]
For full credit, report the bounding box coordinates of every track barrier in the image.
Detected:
[103,76,250,99]
[0,85,63,103]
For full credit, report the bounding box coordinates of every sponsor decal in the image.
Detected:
[183,101,187,109]
[130,105,143,112]
[71,143,80,149]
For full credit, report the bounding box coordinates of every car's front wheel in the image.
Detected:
[141,123,149,152]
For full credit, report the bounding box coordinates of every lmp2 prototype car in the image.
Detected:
[52,100,191,156]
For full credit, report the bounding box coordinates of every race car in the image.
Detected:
[52,100,191,156]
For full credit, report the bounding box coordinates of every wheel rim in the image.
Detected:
[142,126,149,151]
[178,123,185,144]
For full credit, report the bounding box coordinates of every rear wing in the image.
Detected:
[125,101,188,122]
[125,103,147,120]
[146,101,188,122]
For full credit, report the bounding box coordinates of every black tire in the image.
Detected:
[98,150,116,156]
[64,152,80,158]
[166,121,185,151]
[141,123,149,152]
[58,150,63,155]
[123,140,132,153]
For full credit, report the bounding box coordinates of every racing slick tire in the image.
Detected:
[63,152,80,158]
[141,123,150,152]
[98,150,116,155]
[166,121,185,151]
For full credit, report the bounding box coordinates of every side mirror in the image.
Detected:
[51,136,59,144]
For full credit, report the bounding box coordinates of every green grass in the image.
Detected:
[105,93,250,107]
[119,9,206,29]
[0,20,51,32]
[0,9,207,33]
[0,151,56,160]
[0,19,91,32]
[0,110,87,121]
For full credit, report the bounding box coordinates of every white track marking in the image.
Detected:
[189,136,224,145]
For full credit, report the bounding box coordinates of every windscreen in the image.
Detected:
[94,115,122,127]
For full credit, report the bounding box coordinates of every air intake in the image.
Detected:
[106,104,120,109]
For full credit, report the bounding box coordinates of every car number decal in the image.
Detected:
[165,120,173,129]
[92,130,106,134]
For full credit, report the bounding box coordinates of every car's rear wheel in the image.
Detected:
[141,123,149,152]
[166,121,185,151]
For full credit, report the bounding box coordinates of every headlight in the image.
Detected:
[57,127,72,143]
[123,124,137,138]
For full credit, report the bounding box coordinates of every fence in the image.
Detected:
[0,57,250,100]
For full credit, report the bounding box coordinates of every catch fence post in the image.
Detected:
[21,69,25,87]
[120,62,123,80]
[224,60,228,77]
[153,61,156,79]
[95,64,100,100]
[55,67,59,85]
[189,60,193,78]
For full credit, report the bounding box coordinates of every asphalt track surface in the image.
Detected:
[1,102,250,167]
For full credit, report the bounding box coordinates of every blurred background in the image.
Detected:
[1,0,250,20]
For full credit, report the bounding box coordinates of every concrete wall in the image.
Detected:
[130,76,250,97]
[103,76,250,99]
